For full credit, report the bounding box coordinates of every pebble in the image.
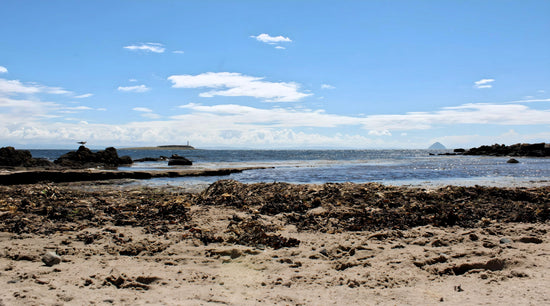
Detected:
[499,238,512,244]
[41,252,61,267]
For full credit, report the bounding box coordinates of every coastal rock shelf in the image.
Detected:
[0,167,269,185]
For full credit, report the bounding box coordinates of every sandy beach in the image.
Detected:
[1,180,549,305]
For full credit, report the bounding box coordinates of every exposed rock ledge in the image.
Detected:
[0,167,269,185]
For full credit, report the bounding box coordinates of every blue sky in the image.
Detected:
[1,0,549,149]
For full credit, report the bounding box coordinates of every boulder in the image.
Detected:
[0,146,54,168]
[167,154,192,166]
[54,146,133,168]
[507,158,519,164]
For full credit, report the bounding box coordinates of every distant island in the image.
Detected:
[428,142,446,150]
[124,144,196,150]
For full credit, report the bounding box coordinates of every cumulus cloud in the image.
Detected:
[0,78,71,95]
[474,78,495,89]
[175,102,550,134]
[251,33,292,44]
[117,85,150,93]
[321,84,335,90]
[0,66,7,73]
[168,72,311,102]
[123,43,165,53]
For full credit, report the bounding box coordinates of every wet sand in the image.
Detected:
[1,180,549,305]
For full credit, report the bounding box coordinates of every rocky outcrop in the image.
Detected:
[54,146,133,168]
[134,156,168,162]
[0,147,54,168]
[464,143,550,157]
[0,167,269,185]
[167,154,192,166]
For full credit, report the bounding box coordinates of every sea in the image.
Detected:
[29,149,550,188]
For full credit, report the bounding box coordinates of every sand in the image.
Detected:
[1,180,549,305]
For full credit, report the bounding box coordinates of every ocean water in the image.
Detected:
[29,149,550,187]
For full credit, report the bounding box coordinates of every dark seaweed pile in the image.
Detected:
[1,180,549,237]
[200,180,550,232]
[0,185,192,235]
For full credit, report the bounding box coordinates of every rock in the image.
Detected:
[0,147,31,166]
[518,237,543,244]
[54,146,133,168]
[454,148,466,153]
[464,142,550,157]
[167,154,192,166]
[507,158,519,164]
[41,252,61,266]
[0,146,54,168]
[500,238,512,244]
[134,156,168,162]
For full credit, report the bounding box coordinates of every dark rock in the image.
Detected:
[454,148,466,153]
[0,146,54,168]
[134,156,168,162]
[464,142,550,157]
[54,146,133,168]
[507,158,519,164]
[41,252,61,266]
[167,154,192,166]
[518,237,543,244]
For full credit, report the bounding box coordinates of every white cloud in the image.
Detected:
[3,99,550,149]
[74,93,93,99]
[168,72,311,102]
[117,85,150,93]
[251,33,292,44]
[274,46,286,50]
[176,102,550,133]
[321,84,335,90]
[123,43,165,53]
[133,107,161,119]
[474,78,495,89]
[129,79,138,82]
[133,107,154,113]
[0,78,71,95]
[172,50,185,54]
[0,66,7,73]
[0,79,41,94]
[368,130,392,136]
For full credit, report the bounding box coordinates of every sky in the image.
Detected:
[0,0,549,149]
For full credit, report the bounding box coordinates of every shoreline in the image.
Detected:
[0,180,549,304]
